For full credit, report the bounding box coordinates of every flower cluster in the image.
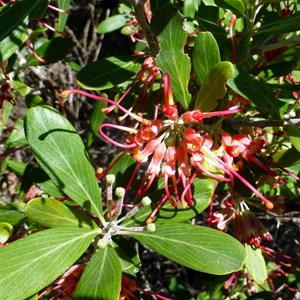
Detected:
[62,69,276,215]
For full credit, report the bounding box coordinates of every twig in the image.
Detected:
[224,118,300,128]
[130,0,160,57]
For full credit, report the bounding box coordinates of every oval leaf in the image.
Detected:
[245,244,268,284]
[122,178,215,226]
[77,56,141,90]
[152,4,191,109]
[0,204,26,226]
[193,32,221,85]
[24,105,102,218]
[0,222,13,244]
[97,14,129,34]
[127,223,246,275]
[227,66,280,118]
[26,198,98,229]
[74,246,122,300]
[26,37,74,66]
[0,227,98,299]
[195,61,234,111]
[0,0,48,63]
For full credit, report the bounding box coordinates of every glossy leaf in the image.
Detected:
[255,12,300,36]
[122,178,215,226]
[0,0,48,63]
[112,236,141,276]
[29,167,66,197]
[26,198,98,229]
[227,67,280,118]
[87,99,107,147]
[127,223,246,275]
[24,105,103,219]
[0,204,26,226]
[74,246,122,300]
[26,37,74,66]
[0,222,13,243]
[272,146,300,167]
[55,0,71,33]
[195,61,234,111]
[108,152,136,188]
[288,125,300,153]
[245,244,267,284]
[152,4,191,109]
[97,14,129,34]
[155,178,214,223]
[0,227,98,299]
[215,0,245,16]
[193,31,221,85]
[77,56,141,90]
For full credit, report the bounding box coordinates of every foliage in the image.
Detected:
[0,0,300,299]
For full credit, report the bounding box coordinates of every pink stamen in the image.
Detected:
[61,89,150,125]
[99,124,138,149]
[202,145,274,210]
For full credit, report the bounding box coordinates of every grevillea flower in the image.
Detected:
[62,68,278,216]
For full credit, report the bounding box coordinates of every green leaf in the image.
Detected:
[193,32,221,85]
[122,178,214,226]
[155,178,214,223]
[26,198,98,229]
[97,14,129,34]
[152,4,191,109]
[74,246,122,300]
[77,56,141,90]
[0,0,48,63]
[108,152,136,188]
[288,125,300,153]
[245,244,267,284]
[227,66,280,118]
[29,167,66,197]
[112,236,141,276]
[26,37,74,66]
[215,0,245,16]
[6,119,26,150]
[0,227,98,299]
[255,11,300,36]
[87,99,107,147]
[0,203,26,226]
[0,222,13,244]
[24,105,103,219]
[272,146,300,167]
[127,223,246,275]
[195,61,234,111]
[55,0,71,33]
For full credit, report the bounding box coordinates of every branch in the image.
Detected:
[130,0,160,57]
[224,118,300,128]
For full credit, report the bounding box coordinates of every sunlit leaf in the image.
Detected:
[193,31,221,85]
[0,222,13,243]
[128,223,246,275]
[26,198,98,229]
[0,0,48,63]
[74,246,122,300]
[97,14,129,34]
[195,61,234,111]
[152,3,191,109]
[24,105,103,219]
[245,244,267,284]
[0,227,98,299]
